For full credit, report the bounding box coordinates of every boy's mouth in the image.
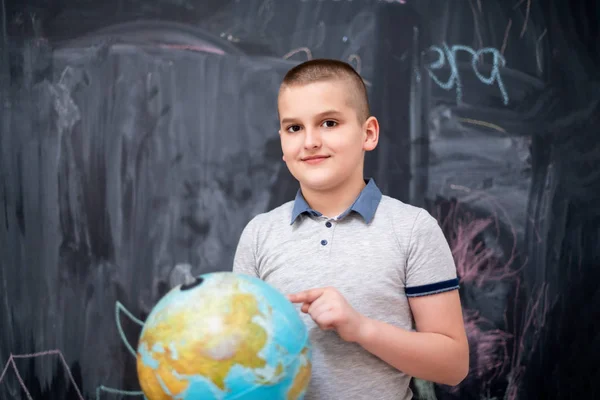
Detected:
[302,155,330,164]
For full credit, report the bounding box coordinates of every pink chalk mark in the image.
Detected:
[0,350,84,400]
[457,310,513,394]
[436,193,550,396]
[446,185,525,266]
[435,198,518,393]
[504,281,548,400]
[436,199,522,288]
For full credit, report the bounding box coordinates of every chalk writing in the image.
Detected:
[0,350,85,400]
[425,43,509,105]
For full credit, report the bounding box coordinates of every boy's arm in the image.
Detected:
[232,216,260,278]
[357,210,469,386]
[357,289,468,386]
[288,209,469,386]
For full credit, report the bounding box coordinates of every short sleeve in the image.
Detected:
[232,216,260,278]
[405,209,459,297]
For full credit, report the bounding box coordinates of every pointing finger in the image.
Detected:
[287,287,326,304]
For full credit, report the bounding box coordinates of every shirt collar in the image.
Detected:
[290,178,382,225]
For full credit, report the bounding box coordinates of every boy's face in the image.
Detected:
[277,79,378,192]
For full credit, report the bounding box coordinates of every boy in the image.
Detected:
[233,59,469,399]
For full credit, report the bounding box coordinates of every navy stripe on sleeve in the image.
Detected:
[405,278,460,297]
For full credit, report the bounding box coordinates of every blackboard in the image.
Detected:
[1,0,599,399]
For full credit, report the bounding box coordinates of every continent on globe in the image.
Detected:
[136,271,312,400]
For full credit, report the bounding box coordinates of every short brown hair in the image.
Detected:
[279,58,370,121]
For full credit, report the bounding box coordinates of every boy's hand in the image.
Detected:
[287,287,367,343]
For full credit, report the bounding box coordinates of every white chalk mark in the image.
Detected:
[96,385,144,400]
[535,29,548,74]
[536,28,548,44]
[458,117,506,133]
[0,350,84,400]
[283,47,312,61]
[158,44,225,55]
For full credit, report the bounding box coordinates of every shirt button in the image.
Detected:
[325,221,332,228]
[320,239,328,246]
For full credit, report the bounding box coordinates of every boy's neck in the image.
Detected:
[299,176,367,219]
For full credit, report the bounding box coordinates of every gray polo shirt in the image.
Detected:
[233,179,459,400]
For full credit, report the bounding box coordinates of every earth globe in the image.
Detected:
[136,271,312,400]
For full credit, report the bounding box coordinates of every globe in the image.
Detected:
[136,271,312,400]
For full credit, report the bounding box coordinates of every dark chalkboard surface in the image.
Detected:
[1,0,599,399]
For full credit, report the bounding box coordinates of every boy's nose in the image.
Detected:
[303,128,322,149]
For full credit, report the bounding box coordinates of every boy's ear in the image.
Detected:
[363,116,379,152]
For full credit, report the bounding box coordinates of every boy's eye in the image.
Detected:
[322,120,337,128]
[286,125,301,133]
